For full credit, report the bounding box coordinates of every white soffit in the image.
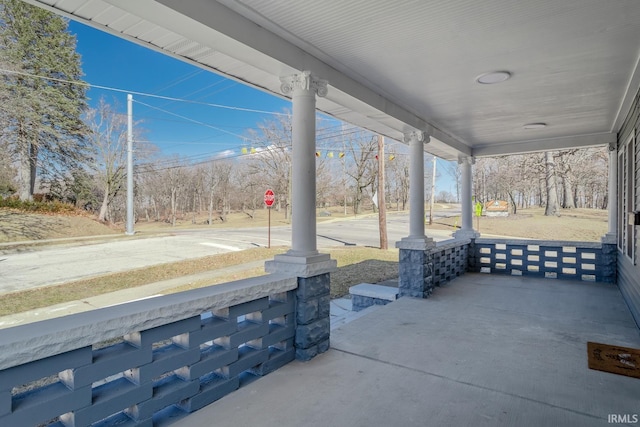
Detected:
[23,0,640,159]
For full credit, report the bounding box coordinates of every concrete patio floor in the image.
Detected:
[168,273,640,427]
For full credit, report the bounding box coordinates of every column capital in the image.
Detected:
[457,155,475,165]
[403,130,429,144]
[280,71,328,97]
[608,142,617,152]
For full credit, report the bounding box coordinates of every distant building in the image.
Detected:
[484,200,509,217]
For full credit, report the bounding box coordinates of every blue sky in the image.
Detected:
[69,20,293,160]
[67,20,457,194]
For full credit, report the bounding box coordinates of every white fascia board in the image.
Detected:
[472,132,617,158]
[611,52,640,133]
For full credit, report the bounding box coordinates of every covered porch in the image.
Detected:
[3,0,640,425]
[169,273,640,426]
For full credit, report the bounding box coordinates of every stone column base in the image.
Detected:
[601,243,617,283]
[396,237,436,299]
[265,254,337,361]
[398,248,434,298]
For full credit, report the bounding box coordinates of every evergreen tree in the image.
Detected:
[0,0,88,200]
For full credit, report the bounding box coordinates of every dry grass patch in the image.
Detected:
[0,210,119,243]
[167,247,399,298]
[328,247,398,298]
[0,246,398,316]
[428,207,607,241]
[0,247,287,316]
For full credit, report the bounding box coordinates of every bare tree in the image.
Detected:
[556,150,577,209]
[231,160,264,219]
[86,98,152,223]
[215,161,234,221]
[245,114,292,215]
[201,162,219,225]
[441,160,462,202]
[345,131,377,214]
[544,151,560,216]
[85,99,128,222]
[387,151,410,210]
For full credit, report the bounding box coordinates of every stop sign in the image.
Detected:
[264,189,275,207]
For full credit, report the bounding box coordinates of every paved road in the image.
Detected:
[0,209,459,294]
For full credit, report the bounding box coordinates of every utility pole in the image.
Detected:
[377,135,388,249]
[125,94,134,235]
[342,122,347,216]
[429,155,437,225]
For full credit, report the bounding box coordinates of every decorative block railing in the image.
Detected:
[0,274,298,426]
[431,239,470,287]
[469,238,616,283]
[398,238,471,298]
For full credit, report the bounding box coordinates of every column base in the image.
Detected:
[398,246,434,299]
[600,240,617,283]
[601,232,617,244]
[265,252,336,278]
[453,229,480,240]
[395,236,435,251]
[265,252,337,362]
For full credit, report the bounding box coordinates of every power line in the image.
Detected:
[0,66,374,148]
[133,99,249,141]
[148,69,204,95]
[0,68,289,116]
[0,68,413,173]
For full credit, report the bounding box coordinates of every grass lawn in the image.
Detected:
[0,246,399,316]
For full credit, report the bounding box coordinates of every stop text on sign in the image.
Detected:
[264,189,275,207]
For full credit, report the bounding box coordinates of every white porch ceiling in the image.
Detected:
[24,0,640,160]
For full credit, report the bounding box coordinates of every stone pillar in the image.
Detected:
[396,130,435,298]
[601,243,617,283]
[602,143,618,244]
[454,155,480,240]
[265,71,336,361]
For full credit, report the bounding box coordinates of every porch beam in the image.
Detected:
[472,132,616,157]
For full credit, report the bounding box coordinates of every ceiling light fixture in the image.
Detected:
[523,123,547,130]
[476,71,512,84]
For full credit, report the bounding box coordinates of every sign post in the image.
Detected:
[264,189,275,248]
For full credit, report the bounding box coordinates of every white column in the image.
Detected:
[603,143,618,243]
[396,130,434,250]
[265,71,336,276]
[279,71,326,257]
[408,131,427,238]
[454,155,479,239]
